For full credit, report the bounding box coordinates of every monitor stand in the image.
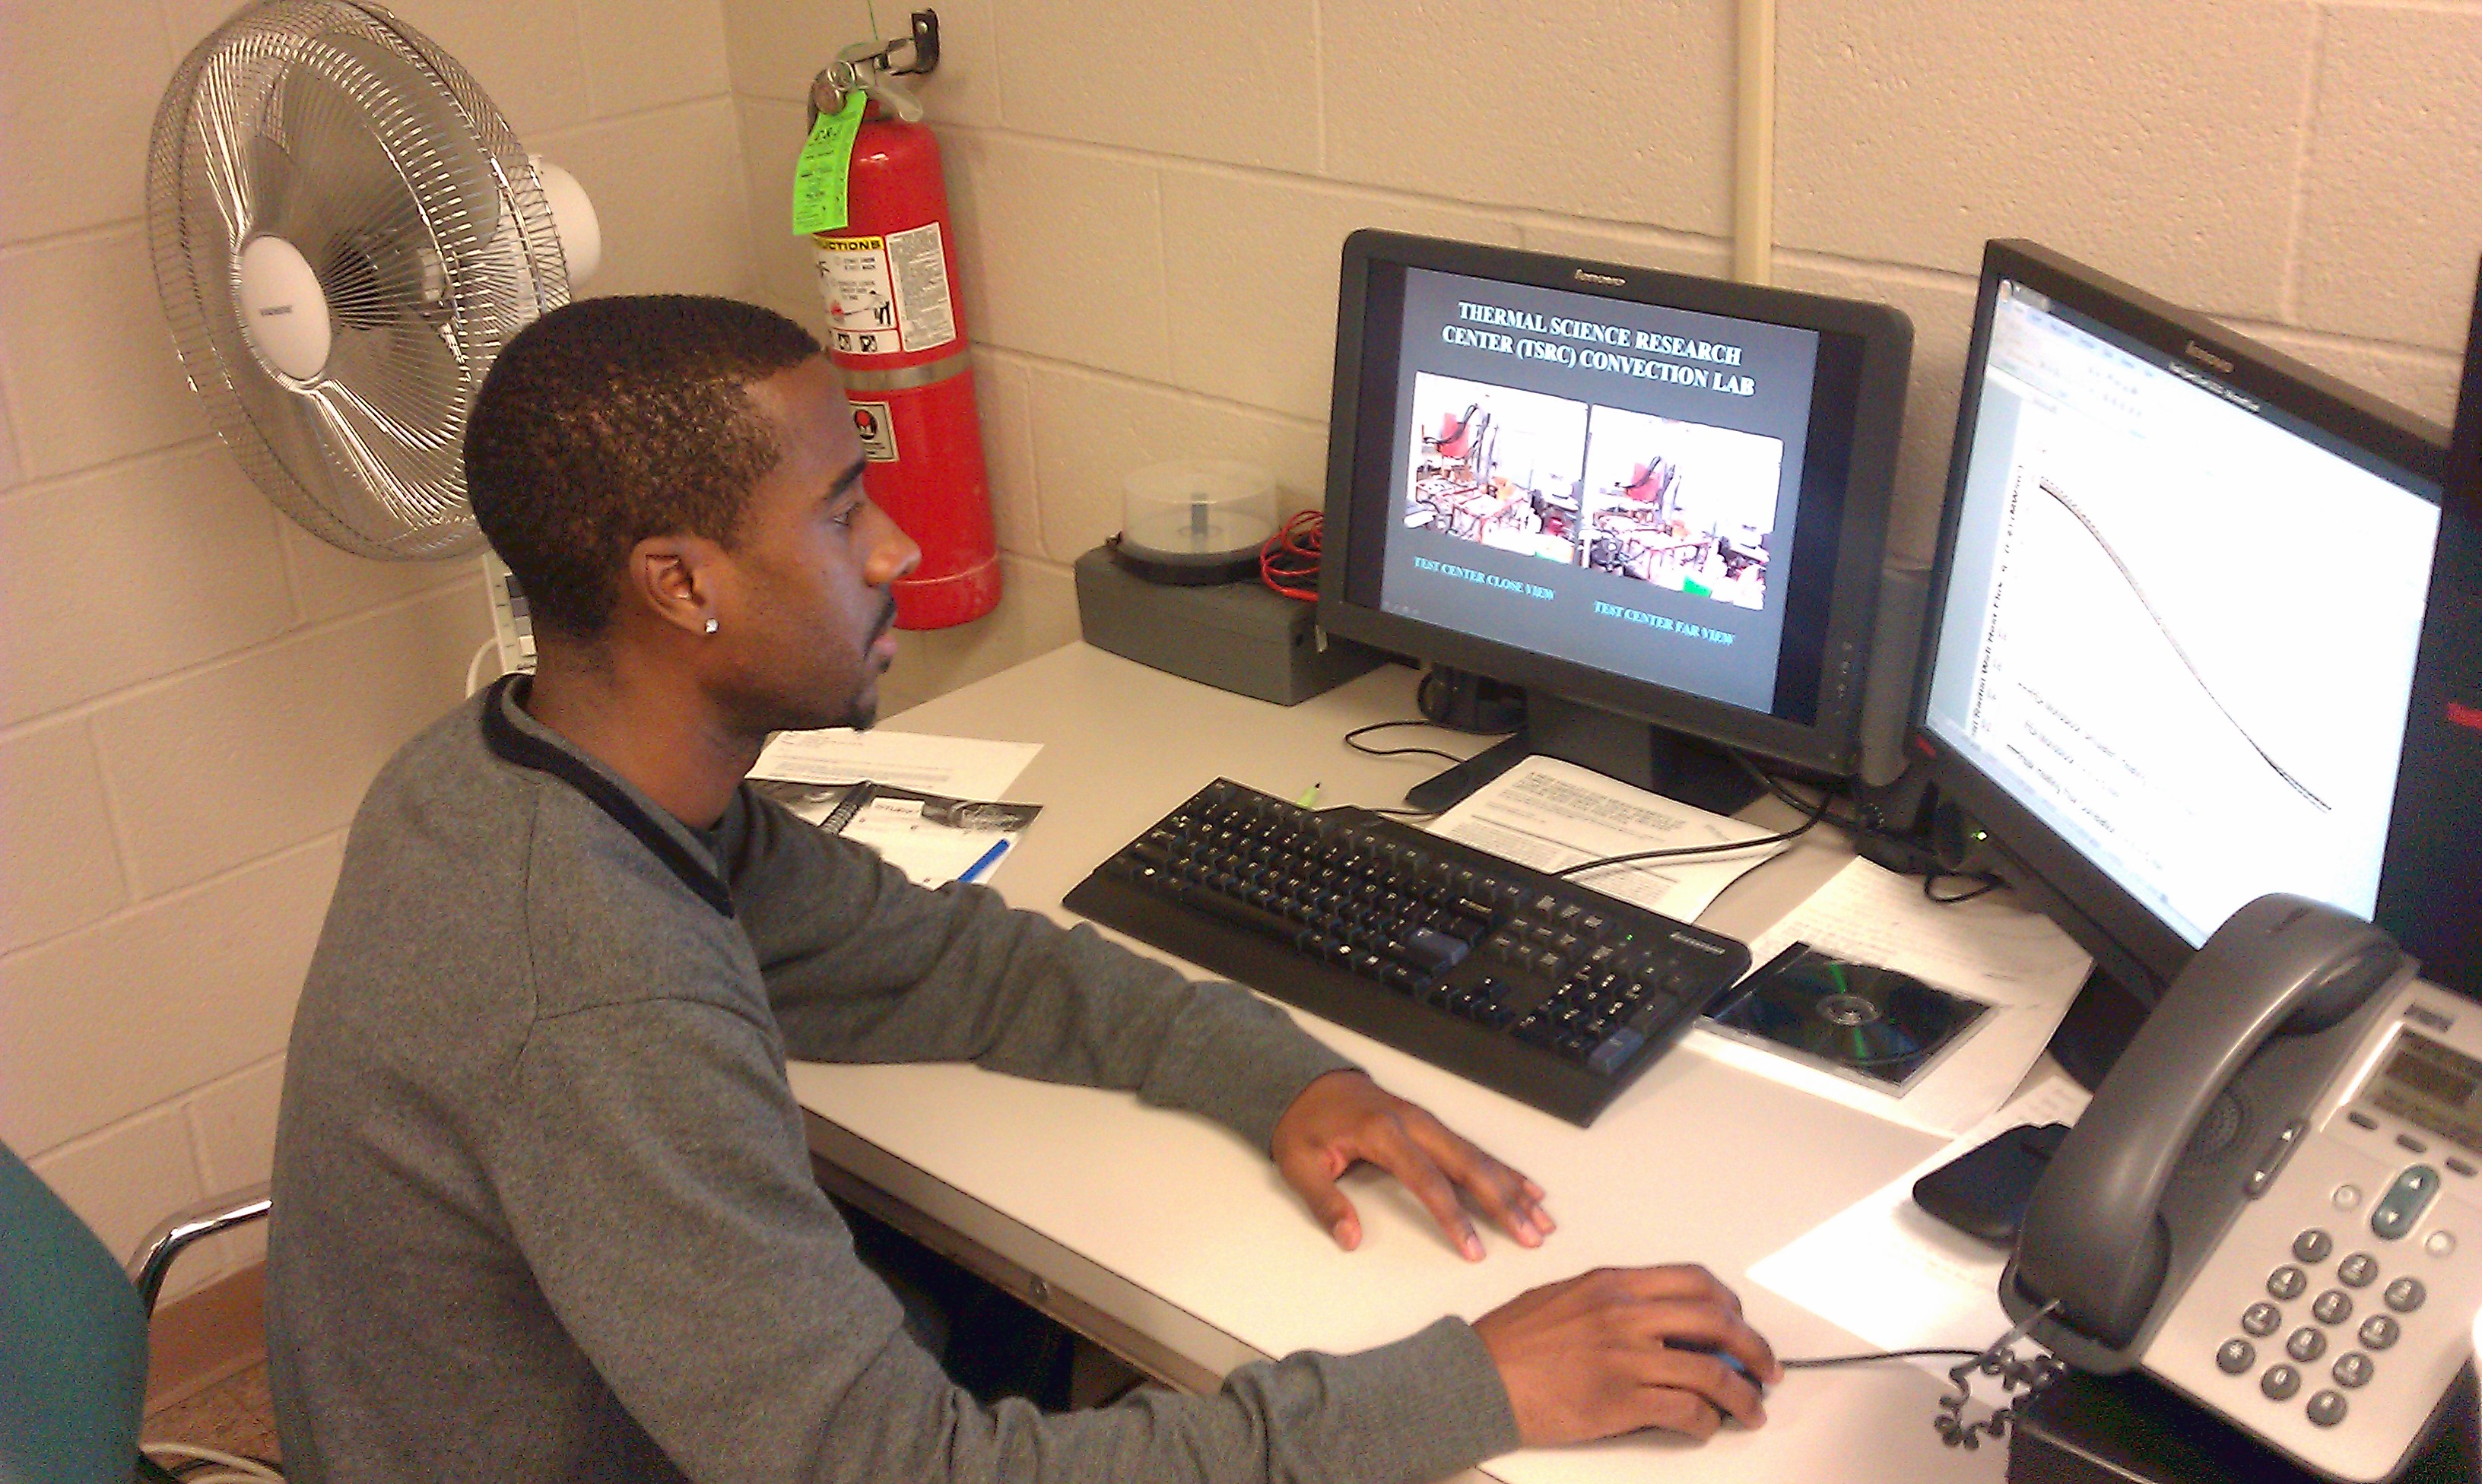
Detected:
[2047,964,2154,1091]
[1404,690,1768,819]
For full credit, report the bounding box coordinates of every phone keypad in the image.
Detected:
[2217,1227,2411,1432]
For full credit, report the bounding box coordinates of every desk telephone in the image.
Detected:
[2003,895,2481,1481]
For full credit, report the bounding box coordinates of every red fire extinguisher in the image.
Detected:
[808,14,999,629]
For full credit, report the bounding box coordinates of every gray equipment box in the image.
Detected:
[1074,545,1385,706]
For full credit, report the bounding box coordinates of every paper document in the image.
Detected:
[754,728,1039,801]
[749,778,1039,889]
[1690,856,2093,1136]
[1747,1070,2090,1371]
[1425,755,1785,922]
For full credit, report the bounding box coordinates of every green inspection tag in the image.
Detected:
[790,90,868,235]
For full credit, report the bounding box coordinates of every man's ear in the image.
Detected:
[625,532,726,639]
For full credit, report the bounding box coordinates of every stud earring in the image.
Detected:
[703,617,719,636]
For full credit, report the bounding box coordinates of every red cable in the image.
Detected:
[1259,509,1322,601]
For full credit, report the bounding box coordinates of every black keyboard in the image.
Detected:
[1062,779,1753,1125]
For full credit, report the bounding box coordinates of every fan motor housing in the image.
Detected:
[236,235,333,381]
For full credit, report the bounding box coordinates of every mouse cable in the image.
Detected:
[1779,1347,1983,1368]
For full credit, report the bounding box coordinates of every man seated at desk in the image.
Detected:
[265,294,1780,1484]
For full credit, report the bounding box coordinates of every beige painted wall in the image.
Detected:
[6,0,2477,1289]
[0,0,754,1295]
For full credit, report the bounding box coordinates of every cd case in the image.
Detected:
[1704,942,1991,1092]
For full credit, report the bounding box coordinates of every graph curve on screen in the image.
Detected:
[2034,477,2332,814]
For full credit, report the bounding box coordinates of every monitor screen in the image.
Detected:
[1917,242,2446,978]
[1321,233,1912,794]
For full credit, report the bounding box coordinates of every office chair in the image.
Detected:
[0,1138,271,1484]
[1424,402,1481,460]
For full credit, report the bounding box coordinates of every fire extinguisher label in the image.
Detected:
[814,227,957,357]
[816,236,897,355]
[883,222,957,354]
[849,398,899,462]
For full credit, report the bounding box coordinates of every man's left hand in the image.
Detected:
[1269,1070,1554,1260]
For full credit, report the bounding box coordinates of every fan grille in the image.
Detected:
[148,0,571,560]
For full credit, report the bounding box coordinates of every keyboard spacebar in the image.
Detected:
[1119,862,1325,954]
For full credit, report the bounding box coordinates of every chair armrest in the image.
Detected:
[125,1182,270,1315]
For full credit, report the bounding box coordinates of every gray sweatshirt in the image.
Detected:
[266,679,1520,1482]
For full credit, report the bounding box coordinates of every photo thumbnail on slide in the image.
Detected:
[1579,405,1784,611]
[1401,373,1784,613]
[1402,373,1589,567]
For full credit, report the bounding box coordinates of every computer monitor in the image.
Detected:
[1316,230,1914,814]
[2381,258,2482,995]
[1912,240,2454,1082]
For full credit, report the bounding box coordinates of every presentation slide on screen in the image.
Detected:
[1379,268,1820,715]
[1925,292,2439,943]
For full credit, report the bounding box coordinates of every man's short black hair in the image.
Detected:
[465,294,822,639]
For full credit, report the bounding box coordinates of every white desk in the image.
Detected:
[787,642,2004,1483]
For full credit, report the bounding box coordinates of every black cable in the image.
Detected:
[1332,729,1999,907]
[1782,1347,1985,1369]
[1705,831,1810,891]
[1735,758,2019,909]
[1550,757,1834,879]
[1924,870,2006,905]
[1341,719,1471,767]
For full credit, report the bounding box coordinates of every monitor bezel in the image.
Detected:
[2376,258,2482,995]
[1316,229,1915,778]
[1907,238,2452,998]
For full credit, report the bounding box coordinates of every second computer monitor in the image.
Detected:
[1317,231,1913,810]
[1914,239,2449,1016]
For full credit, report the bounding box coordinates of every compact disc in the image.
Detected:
[1706,943,1988,1090]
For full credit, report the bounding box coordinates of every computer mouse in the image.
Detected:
[1670,1338,1763,1388]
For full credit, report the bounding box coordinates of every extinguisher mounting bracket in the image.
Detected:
[884,11,941,77]
[811,11,941,125]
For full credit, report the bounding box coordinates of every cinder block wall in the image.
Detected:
[8,0,2477,1291]
[726,0,2480,701]
[0,0,755,1296]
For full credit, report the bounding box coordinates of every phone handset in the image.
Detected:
[2004,895,2405,1370]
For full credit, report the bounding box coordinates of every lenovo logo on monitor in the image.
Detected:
[2183,340,2236,373]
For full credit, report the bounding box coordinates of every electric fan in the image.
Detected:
[148,0,601,672]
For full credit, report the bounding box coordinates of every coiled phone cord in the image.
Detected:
[1776,1301,2067,1451]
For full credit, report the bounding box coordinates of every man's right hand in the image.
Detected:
[1471,1264,1782,1445]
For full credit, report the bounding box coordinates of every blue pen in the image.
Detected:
[960,837,1011,884]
